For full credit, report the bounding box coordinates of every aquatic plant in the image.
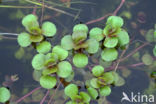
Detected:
[14,13,130,104]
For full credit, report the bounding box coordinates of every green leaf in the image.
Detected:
[106,16,124,28]
[73,24,88,33]
[36,41,51,54]
[79,92,91,103]
[40,75,57,89]
[17,32,31,47]
[73,53,88,68]
[102,71,114,84]
[103,25,121,36]
[86,39,99,54]
[22,14,39,32]
[42,21,57,37]
[99,86,111,96]
[32,54,45,70]
[72,31,87,45]
[30,35,44,42]
[42,67,58,75]
[142,53,153,65]
[104,37,118,48]
[153,45,156,56]
[117,30,129,46]
[90,78,101,88]
[64,84,78,99]
[92,65,104,77]
[61,35,74,50]
[52,45,68,61]
[89,27,104,41]
[0,87,11,103]
[145,29,156,42]
[66,101,77,104]
[101,48,118,61]
[57,61,72,78]
[65,71,75,82]
[87,87,98,99]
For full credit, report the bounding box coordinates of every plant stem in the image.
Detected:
[15,86,42,103]
[40,90,50,104]
[113,0,125,15]
[48,81,61,104]
[86,0,126,25]
[120,42,149,62]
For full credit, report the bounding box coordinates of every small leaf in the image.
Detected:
[89,27,104,41]
[106,16,124,28]
[73,53,88,68]
[64,84,78,99]
[92,65,104,77]
[101,48,118,61]
[30,35,44,42]
[104,37,118,48]
[73,24,88,33]
[42,67,58,75]
[102,71,114,84]
[87,87,98,99]
[0,87,11,103]
[42,21,57,37]
[57,61,72,78]
[99,86,111,96]
[36,41,51,54]
[117,30,129,46]
[61,35,74,50]
[32,54,45,70]
[86,39,99,54]
[142,53,153,65]
[22,14,39,32]
[90,78,101,88]
[153,45,156,56]
[52,45,68,61]
[17,32,31,47]
[40,75,57,89]
[79,92,91,103]
[72,31,87,45]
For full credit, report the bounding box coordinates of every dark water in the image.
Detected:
[0,0,156,104]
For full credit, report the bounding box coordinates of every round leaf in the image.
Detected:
[40,75,57,89]
[42,21,57,37]
[72,31,87,45]
[87,87,98,100]
[101,48,118,61]
[106,16,124,28]
[32,54,45,70]
[61,35,74,50]
[37,41,51,54]
[92,65,104,77]
[86,39,99,54]
[104,37,118,48]
[0,87,11,103]
[79,92,91,103]
[89,27,104,41]
[117,30,129,46]
[142,53,153,65]
[99,86,111,96]
[52,45,68,60]
[22,14,39,32]
[64,84,78,98]
[57,61,72,78]
[73,53,88,68]
[90,78,100,88]
[17,32,31,47]
[102,72,114,84]
[73,24,88,33]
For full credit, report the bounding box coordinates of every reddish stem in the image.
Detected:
[113,0,125,15]
[40,90,50,104]
[15,87,42,103]
[86,0,126,25]
[120,42,149,62]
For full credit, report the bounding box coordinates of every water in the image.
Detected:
[0,0,156,104]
